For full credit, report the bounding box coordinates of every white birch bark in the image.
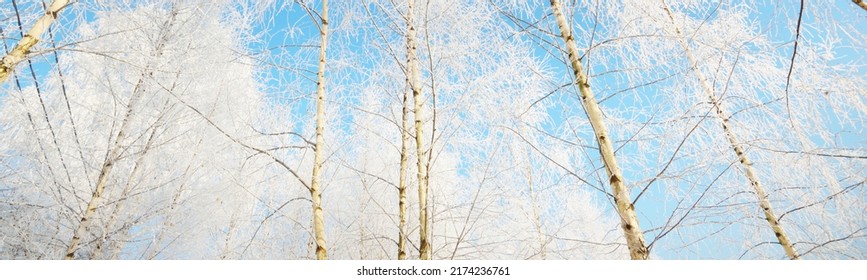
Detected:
[65,75,144,260]
[661,1,800,260]
[310,0,329,260]
[0,0,70,85]
[405,0,431,260]
[398,82,410,260]
[90,121,162,259]
[64,9,177,260]
[548,0,650,260]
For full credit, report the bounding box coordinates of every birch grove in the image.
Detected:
[660,0,798,259]
[0,0,863,260]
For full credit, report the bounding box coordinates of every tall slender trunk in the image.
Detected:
[397,80,410,260]
[0,0,70,84]
[661,2,800,260]
[405,0,431,260]
[66,78,141,259]
[64,75,147,259]
[548,0,649,260]
[422,2,438,254]
[91,121,162,259]
[309,0,329,260]
[64,9,178,260]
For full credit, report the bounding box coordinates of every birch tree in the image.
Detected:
[403,0,431,260]
[63,7,179,259]
[0,0,70,85]
[659,0,798,260]
[597,0,866,259]
[397,55,411,260]
[547,0,649,260]
[334,0,629,260]
[2,1,266,259]
[309,0,329,260]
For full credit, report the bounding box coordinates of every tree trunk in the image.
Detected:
[64,75,147,259]
[64,9,178,260]
[405,0,431,260]
[854,0,867,11]
[0,0,70,85]
[90,121,162,259]
[397,75,410,260]
[660,2,800,260]
[548,0,650,260]
[310,0,329,260]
